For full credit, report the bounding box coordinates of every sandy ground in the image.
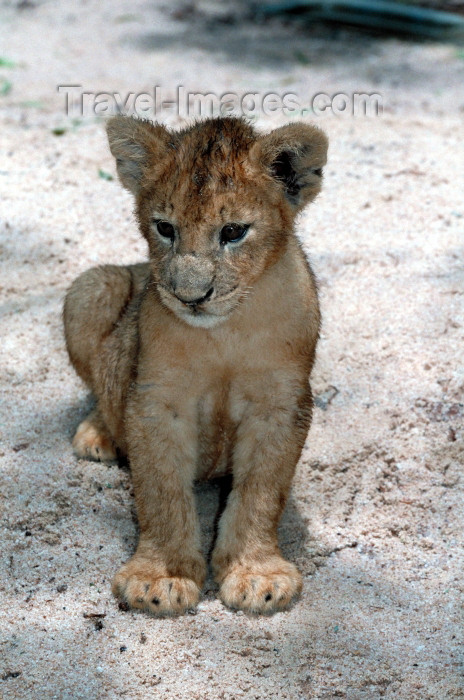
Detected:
[1,1,464,698]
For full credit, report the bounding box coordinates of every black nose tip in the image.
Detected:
[175,287,214,306]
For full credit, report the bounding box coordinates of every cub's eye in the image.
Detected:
[153,219,175,241]
[220,223,249,246]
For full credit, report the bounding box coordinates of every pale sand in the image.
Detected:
[1,1,463,698]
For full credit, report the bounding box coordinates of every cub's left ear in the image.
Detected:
[251,123,328,211]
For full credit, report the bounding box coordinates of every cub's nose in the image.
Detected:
[174,286,214,306]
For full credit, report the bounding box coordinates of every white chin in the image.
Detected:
[178,311,227,328]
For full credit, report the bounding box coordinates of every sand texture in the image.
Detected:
[1,1,463,698]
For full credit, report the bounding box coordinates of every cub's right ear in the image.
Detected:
[106,116,171,195]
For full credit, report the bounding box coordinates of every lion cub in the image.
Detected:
[64,116,327,615]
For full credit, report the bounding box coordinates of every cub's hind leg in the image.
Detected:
[64,264,143,390]
[64,263,148,459]
[72,408,117,461]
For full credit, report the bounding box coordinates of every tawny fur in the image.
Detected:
[63,116,328,615]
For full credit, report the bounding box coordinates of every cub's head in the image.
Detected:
[107,116,327,328]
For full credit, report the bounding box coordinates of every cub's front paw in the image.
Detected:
[218,559,302,614]
[112,558,201,616]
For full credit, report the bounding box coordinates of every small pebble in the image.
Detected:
[2,671,22,680]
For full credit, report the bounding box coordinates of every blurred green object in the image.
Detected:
[0,79,12,96]
[98,169,114,181]
[0,57,16,68]
[257,0,464,38]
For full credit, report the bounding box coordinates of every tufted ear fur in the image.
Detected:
[251,123,328,212]
[106,116,171,195]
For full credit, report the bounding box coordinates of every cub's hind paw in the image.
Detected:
[113,559,201,616]
[72,414,116,462]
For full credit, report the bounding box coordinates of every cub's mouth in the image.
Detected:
[157,284,241,329]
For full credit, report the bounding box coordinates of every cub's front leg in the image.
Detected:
[212,381,312,614]
[112,388,206,615]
